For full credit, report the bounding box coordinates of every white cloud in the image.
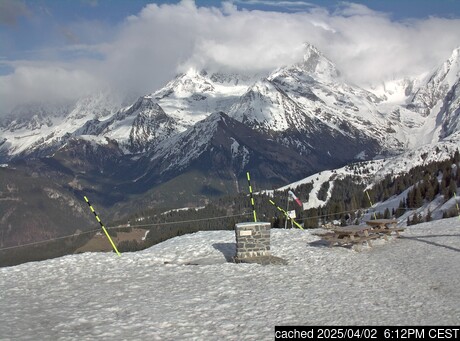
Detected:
[1,0,460,113]
[233,0,316,9]
[0,64,104,111]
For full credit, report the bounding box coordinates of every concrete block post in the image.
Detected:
[234,222,271,261]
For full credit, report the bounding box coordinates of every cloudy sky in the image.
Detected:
[1,0,460,113]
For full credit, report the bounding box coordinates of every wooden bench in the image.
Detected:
[326,226,379,250]
[366,219,405,238]
[314,221,404,251]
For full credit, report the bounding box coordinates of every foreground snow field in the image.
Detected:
[1,218,460,340]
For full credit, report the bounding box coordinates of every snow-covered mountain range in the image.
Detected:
[1,44,459,167]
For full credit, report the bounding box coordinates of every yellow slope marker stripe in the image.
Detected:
[83,195,121,256]
[366,190,378,220]
[269,199,303,230]
[246,171,257,222]
[101,226,121,257]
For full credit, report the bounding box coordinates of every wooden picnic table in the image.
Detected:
[321,225,380,250]
[314,219,405,251]
[365,219,404,238]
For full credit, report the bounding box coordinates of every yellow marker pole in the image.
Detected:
[269,199,304,230]
[247,172,257,222]
[84,196,121,256]
[366,190,378,220]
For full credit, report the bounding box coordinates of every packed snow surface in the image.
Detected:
[1,218,460,340]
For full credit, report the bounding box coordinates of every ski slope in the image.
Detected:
[1,218,459,340]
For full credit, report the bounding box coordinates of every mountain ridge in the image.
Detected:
[1,45,460,162]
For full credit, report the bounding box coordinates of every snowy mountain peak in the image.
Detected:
[300,43,340,79]
[131,95,161,113]
[127,99,177,153]
[230,43,404,157]
[409,46,460,116]
[154,68,258,101]
[1,102,72,132]
[153,69,215,100]
[0,93,122,158]
[150,68,251,130]
[426,46,460,90]
[265,44,340,86]
[88,95,180,154]
[443,46,460,84]
[449,46,460,62]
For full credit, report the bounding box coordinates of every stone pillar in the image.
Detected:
[234,222,271,261]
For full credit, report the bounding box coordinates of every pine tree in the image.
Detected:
[317,181,330,201]
[448,181,457,199]
[384,207,390,219]
[454,149,460,163]
[414,187,423,207]
[426,209,432,222]
[425,180,435,201]
[396,199,405,218]
[406,188,414,208]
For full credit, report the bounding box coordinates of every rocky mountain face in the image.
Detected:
[431,48,460,139]
[142,112,321,186]
[1,44,460,247]
[410,48,460,116]
[0,92,121,159]
[228,44,394,163]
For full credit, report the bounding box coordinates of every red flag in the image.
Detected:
[288,190,303,207]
